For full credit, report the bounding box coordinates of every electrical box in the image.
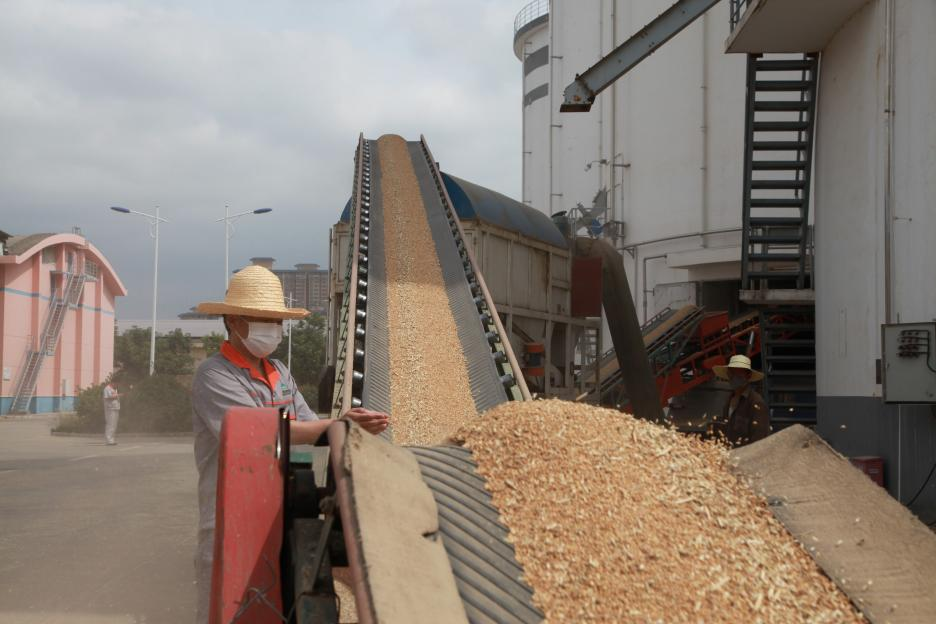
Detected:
[881,322,936,403]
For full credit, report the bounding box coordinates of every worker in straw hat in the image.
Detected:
[190,265,389,623]
[709,354,769,448]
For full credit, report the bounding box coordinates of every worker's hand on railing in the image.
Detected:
[343,407,390,435]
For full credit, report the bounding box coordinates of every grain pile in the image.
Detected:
[378,134,477,446]
[454,400,862,623]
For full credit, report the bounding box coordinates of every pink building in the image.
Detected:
[0,230,127,414]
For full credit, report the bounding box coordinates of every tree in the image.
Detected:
[115,327,195,380]
[203,332,224,358]
[272,314,326,399]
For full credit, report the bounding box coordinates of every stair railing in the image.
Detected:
[729,0,752,30]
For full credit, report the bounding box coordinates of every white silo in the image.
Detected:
[513,0,748,322]
[513,0,551,213]
[519,0,936,511]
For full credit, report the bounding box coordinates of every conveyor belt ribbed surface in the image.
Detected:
[359,142,392,424]
[332,136,536,622]
[357,137,508,420]
[409,445,543,624]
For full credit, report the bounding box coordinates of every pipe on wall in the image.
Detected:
[610,0,618,223]
[700,14,710,246]
[883,0,896,324]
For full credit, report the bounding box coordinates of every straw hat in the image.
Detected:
[713,354,764,382]
[197,265,309,320]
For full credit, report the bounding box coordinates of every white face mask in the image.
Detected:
[237,322,283,358]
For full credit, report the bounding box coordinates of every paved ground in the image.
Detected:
[0,417,197,624]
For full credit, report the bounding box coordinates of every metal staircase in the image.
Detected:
[759,310,816,427]
[10,270,87,413]
[741,53,818,290]
[740,53,819,427]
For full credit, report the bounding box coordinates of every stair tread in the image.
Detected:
[752,141,809,150]
[752,160,808,170]
[747,271,803,279]
[750,236,803,243]
[755,59,816,71]
[755,80,813,91]
[749,216,804,224]
[749,198,805,207]
[753,121,811,131]
[754,101,811,111]
[748,253,801,261]
[750,179,806,189]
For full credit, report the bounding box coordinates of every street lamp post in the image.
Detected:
[285,293,295,371]
[110,206,169,376]
[217,206,273,292]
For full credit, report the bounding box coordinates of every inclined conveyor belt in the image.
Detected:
[330,135,540,623]
[409,445,544,623]
[337,136,524,424]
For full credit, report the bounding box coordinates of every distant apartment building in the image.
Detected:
[248,257,328,314]
[0,229,126,414]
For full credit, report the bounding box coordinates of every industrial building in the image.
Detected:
[0,229,126,414]
[514,0,936,518]
[248,257,329,314]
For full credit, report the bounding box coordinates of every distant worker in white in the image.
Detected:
[190,265,389,623]
[102,379,120,446]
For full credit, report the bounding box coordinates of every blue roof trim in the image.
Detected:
[338,172,567,250]
[442,173,568,249]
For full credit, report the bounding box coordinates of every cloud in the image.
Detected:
[0,0,523,318]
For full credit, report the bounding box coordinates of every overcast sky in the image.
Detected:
[0,0,523,318]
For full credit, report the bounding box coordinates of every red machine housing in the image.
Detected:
[210,407,285,624]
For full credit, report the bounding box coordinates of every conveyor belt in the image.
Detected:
[333,135,528,421]
[329,135,538,623]
[409,445,543,624]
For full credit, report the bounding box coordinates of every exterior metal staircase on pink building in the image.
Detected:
[10,269,88,414]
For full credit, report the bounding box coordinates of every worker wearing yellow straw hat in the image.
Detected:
[190,265,389,623]
[710,354,769,448]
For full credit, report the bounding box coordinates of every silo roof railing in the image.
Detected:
[514,0,548,37]
[729,0,753,30]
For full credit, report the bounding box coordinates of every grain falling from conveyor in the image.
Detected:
[378,134,477,446]
[455,400,863,623]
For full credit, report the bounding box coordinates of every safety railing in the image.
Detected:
[514,0,548,36]
[729,0,752,30]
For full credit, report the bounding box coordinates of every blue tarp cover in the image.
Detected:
[339,172,567,249]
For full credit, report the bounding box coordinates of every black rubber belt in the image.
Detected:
[409,445,543,624]
[359,140,393,439]
[406,141,509,413]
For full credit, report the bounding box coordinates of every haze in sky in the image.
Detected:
[1,0,522,318]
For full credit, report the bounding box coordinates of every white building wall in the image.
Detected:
[517,0,748,321]
[815,0,936,399]
[809,0,936,505]
[517,19,551,212]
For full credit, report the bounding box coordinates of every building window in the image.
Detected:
[41,248,56,265]
[84,260,99,279]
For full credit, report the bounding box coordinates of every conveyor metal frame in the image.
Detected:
[331,135,529,420]
[560,0,722,112]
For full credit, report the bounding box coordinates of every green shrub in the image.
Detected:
[53,382,107,433]
[119,375,192,432]
[53,375,191,433]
